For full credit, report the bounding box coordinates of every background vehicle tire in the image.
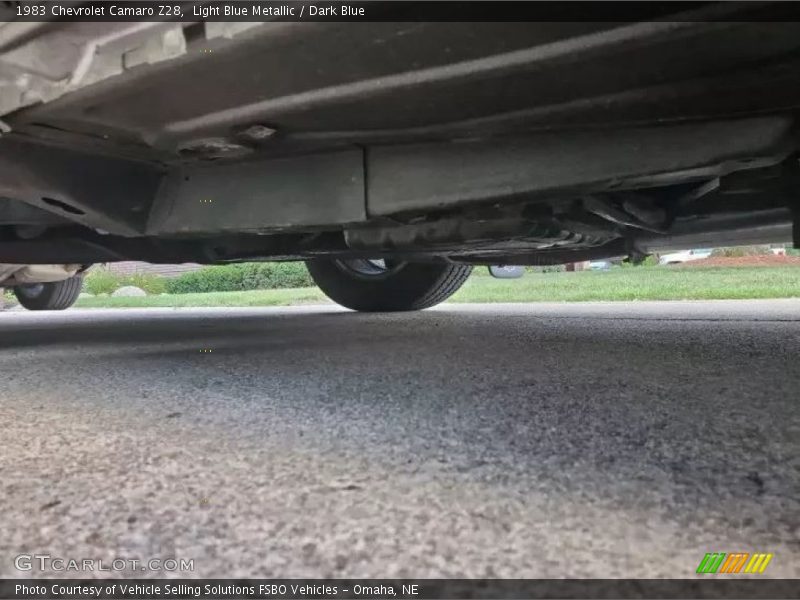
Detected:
[13,276,83,311]
[306,259,472,312]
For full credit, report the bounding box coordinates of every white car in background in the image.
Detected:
[659,249,713,265]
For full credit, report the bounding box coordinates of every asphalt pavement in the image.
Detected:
[1,300,799,578]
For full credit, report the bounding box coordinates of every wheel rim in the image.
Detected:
[334,258,405,280]
[15,283,45,298]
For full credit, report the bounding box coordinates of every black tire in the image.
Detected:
[306,259,472,312]
[13,276,83,311]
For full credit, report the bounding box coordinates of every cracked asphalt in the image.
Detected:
[1,300,798,578]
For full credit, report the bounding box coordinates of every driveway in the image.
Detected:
[1,300,798,578]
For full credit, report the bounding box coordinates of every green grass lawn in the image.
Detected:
[72,266,800,309]
[75,286,327,308]
[453,266,800,302]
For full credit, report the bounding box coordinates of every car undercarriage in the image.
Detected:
[1,5,799,309]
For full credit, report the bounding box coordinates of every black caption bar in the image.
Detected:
[6,1,800,22]
[1,579,800,600]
